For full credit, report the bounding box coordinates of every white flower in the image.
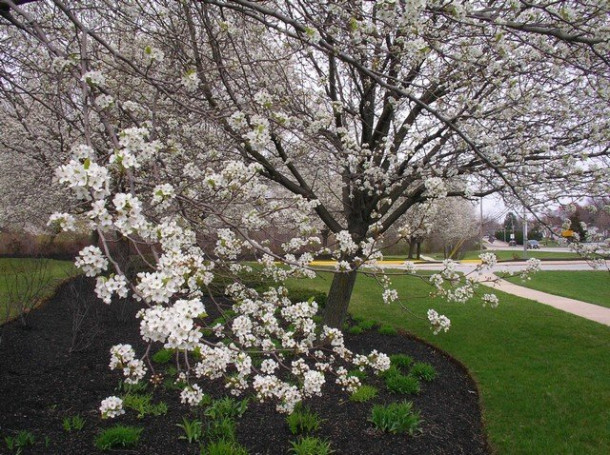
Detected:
[180,384,204,406]
[182,70,200,92]
[100,396,124,419]
[95,274,129,304]
[95,94,114,109]
[424,177,447,198]
[482,293,499,308]
[75,245,108,277]
[81,71,105,87]
[427,309,451,335]
[48,213,77,232]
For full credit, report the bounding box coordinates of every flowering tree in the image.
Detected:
[0,0,608,414]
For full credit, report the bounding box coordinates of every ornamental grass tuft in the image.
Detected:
[370,401,421,435]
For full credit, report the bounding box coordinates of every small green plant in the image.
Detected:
[410,362,437,382]
[357,319,376,331]
[206,417,237,442]
[389,354,414,371]
[94,425,143,451]
[151,348,174,364]
[379,364,401,379]
[288,436,334,455]
[122,393,168,418]
[4,430,35,452]
[349,384,379,402]
[347,325,363,335]
[62,414,86,432]
[370,401,421,435]
[286,407,323,435]
[176,417,204,443]
[204,397,249,419]
[385,374,421,395]
[201,439,249,455]
[378,325,398,336]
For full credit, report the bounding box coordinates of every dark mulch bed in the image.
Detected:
[0,277,490,454]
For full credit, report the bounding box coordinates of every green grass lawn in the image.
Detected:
[505,270,610,309]
[0,258,78,323]
[286,272,610,455]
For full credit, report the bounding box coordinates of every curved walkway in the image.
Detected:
[478,274,610,327]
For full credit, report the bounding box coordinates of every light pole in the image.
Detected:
[523,206,528,259]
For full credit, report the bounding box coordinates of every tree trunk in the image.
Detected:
[323,269,358,328]
[407,240,415,259]
[416,240,421,259]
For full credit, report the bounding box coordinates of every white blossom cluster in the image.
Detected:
[95,274,129,304]
[48,212,77,232]
[427,309,451,335]
[182,70,200,92]
[56,159,110,201]
[180,384,205,406]
[75,245,108,277]
[100,396,124,419]
[81,70,105,87]
[109,344,147,385]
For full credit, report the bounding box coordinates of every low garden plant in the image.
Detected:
[94,425,143,451]
[176,417,204,444]
[201,439,249,455]
[410,362,437,382]
[385,373,421,395]
[349,385,379,403]
[286,407,323,435]
[62,414,85,432]
[370,401,421,435]
[288,436,334,455]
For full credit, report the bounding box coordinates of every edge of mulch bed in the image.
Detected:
[395,328,495,455]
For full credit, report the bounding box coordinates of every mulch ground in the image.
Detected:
[0,277,490,454]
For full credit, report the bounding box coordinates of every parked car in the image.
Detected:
[508,240,517,247]
[527,240,540,249]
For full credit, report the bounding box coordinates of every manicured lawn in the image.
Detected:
[286,272,610,455]
[391,250,580,262]
[505,271,610,309]
[0,258,78,323]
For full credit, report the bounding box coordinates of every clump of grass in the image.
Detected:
[204,397,249,420]
[385,374,421,395]
[379,365,401,379]
[151,348,173,364]
[370,401,421,435]
[349,384,379,403]
[410,362,437,382]
[206,417,237,442]
[62,414,85,432]
[357,319,377,331]
[347,325,363,335]
[286,407,323,435]
[378,325,397,336]
[201,439,249,455]
[176,417,204,443]
[94,425,143,451]
[4,430,35,452]
[122,393,168,418]
[288,436,334,455]
[389,354,414,371]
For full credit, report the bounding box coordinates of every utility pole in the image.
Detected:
[523,206,528,259]
[480,196,484,252]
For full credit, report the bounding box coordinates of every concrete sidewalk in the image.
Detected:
[478,274,610,327]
